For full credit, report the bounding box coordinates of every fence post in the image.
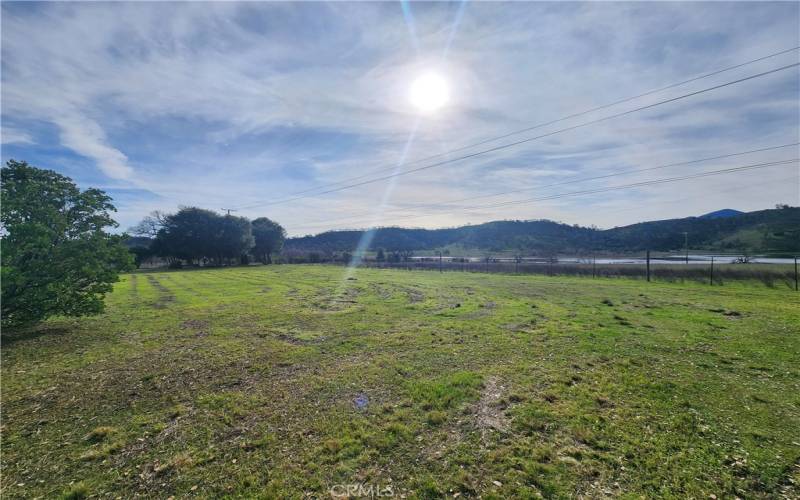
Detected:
[439,251,443,273]
[592,255,596,279]
[795,256,798,291]
[646,250,651,282]
[709,256,714,286]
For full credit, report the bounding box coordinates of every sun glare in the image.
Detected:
[409,73,450,113]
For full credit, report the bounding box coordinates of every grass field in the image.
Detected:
[2,265,799,499]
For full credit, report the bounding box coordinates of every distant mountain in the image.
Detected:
[699,208,744,219]
[285,207,800,255]
[600,207,798,254]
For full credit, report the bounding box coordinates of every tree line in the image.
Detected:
[1,159,287,329]
[129,208,285,268]
[285,209,800,256]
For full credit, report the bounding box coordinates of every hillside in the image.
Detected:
[699,208,745,219]
[286,207,800,255]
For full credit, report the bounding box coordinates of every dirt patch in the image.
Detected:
[275,333,302,345]
[403,288,425,303]
[464,301,497,319]
[180,319,210,337]
[504,314,546,334]
[314,286,361,311]
[708,308,743,318]
[370,284,394,300]
[475,376,509,443]
[180,319,209,329]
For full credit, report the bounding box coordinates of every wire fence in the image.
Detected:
[141,252,800,291]
[341,254,800,291]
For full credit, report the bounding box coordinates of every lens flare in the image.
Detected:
[409,73,449,112]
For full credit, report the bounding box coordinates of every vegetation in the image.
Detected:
[251,217,286,264]
[2,266,798,498]
[130,209,285,267]
[0,160,133,328]
[361,260,799,288]
[286,207,800,256]
[152,208,253,266]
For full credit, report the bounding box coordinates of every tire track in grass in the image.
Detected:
[175,271,235,296]
[203,271,256,285]
[227,272,275,294]
[129,274,140,306]
[209,270,273,294]
[145,275,176,309]
[159,273,204,299]
[174,270,260,302]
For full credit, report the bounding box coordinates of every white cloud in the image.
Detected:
[1,2,798,233]
[53,112,133,180]
[0,126,34,145]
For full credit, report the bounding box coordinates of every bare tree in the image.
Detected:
[130,210,167,238]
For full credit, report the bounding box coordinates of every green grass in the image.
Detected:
[2,265,799,498]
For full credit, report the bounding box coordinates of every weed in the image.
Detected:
[426,410,447,426]
[84,426,115,443]
[61,482,89,500]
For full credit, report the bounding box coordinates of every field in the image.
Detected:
[2,265,799,498]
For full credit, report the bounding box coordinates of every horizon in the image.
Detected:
[2,2,799,237]
[285,206,766,238]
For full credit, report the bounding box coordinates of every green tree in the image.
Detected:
[1,160,134,328]
[251,217,286,264]
[124,236,155,268]
[152,207,218,264]
[216,214,254,264]
[150,208,255,266]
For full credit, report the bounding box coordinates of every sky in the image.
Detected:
[2,1,799,237]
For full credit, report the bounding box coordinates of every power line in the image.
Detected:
[289,158,797,231]
[232,48,800,210]
[593,174,799,218]
[286,142,800,227]
[237,62,799,210]
[461,159,798,212]
[286,158,798,231]
[414,143,800,207]
[234,46,800,206]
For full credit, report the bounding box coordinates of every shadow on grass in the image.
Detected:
[1,324,75,346]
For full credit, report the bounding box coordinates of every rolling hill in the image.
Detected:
[285,206,800,255]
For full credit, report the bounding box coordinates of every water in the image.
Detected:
[410,255,796,265]
[559,255,796,265]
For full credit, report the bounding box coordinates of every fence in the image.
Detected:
[348,253,800,290]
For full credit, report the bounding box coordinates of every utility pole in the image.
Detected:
[682,232,689,264]
[438,251,443,273]
[646,250,651,282]
[222,208,238,216]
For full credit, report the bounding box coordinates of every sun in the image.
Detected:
[409,73,450,113]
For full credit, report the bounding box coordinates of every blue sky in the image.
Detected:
[2,1,798,236]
